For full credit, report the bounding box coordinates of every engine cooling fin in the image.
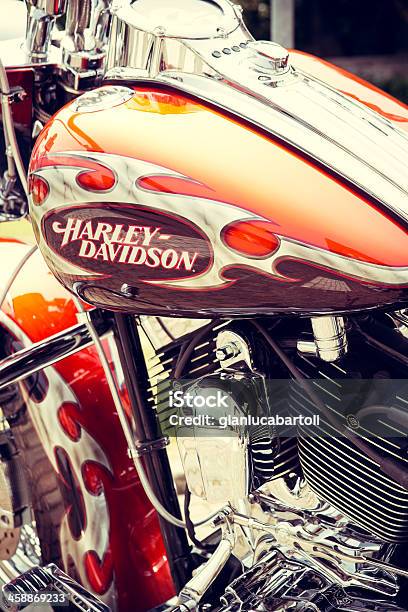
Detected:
[291,351,408,543]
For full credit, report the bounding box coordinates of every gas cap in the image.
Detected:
[248,41,290,75]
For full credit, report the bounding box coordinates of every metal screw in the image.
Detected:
[120,283,138,297]
[154,26,166,36]
[346,415,360,430]
[216,27,228,38]
[215,342,240,361]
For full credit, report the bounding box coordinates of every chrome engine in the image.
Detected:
[144,313,408,611]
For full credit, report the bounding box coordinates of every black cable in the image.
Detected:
[174,320,220,379]
[156,317,176,342]
[252,320,408,492]
[184,484,216,552]
[354,319,408,367]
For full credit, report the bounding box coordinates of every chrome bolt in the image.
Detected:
[153,26,166,36]
[120,283,138,297]
[216,27,228,38]
[346,415,360,430]
[215,342,240,361]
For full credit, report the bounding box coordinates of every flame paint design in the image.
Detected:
[30,151,408,290]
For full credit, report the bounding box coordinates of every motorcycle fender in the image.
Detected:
[0,239,174,611]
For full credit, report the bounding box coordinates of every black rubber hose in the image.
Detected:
[156,317,176,342]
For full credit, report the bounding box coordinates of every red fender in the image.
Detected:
[0,238,174,611]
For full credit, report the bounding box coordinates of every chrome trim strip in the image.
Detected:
[0,318,111,392]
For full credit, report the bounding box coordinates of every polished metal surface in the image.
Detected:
[258,475,322,511]
[25,0,66,60]
[146,323,299,496]
[0,319,111,392]
[249,503,398,595]
[29,0,67,14]
[25,9,55,60]
[46,564,110,611]
[175,373,250,505]
[297,339,318,356]
[106,0,250,78]
[297,316,348,362]
[177,518,235,610]
[11,0,107,89]
[2,563,109,611]
[215,330,253,370]
[391,309,408,339]
[216,547,406,611]
[175,328,282,506]
[59,0,107,90]
[311,316,348,362]
[89,0,112,51]
[212,504,402,599]
[112,0,240,40]
[247,40,289,74]
[64,0,93,52]
[71,85,135,112]
[105,0,408,225]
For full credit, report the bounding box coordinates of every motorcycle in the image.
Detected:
[0,0,407,610]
